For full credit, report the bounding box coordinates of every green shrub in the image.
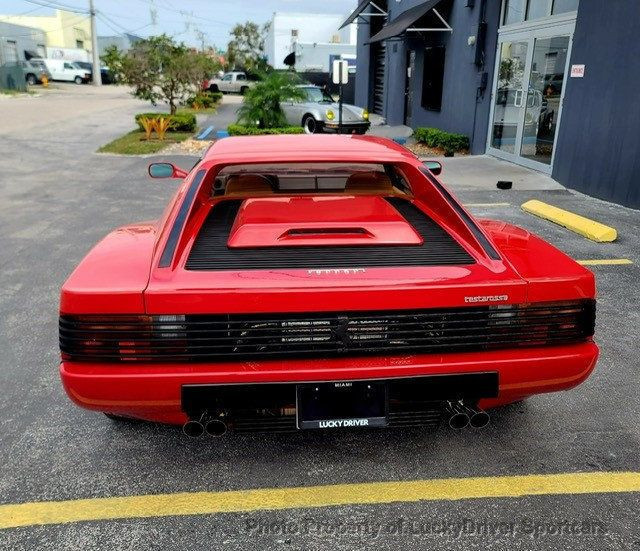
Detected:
[185,90,222,109]
[413,127,469,152]
[236,72,305,128]
[134,112,196,132]
[227,124,304,136]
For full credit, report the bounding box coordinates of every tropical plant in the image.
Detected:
[138,116,156,140]
[135,112,196,132]
[155,117,172,140]
[236,72,305,129]
[104,35,220,114]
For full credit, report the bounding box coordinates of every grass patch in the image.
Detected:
[98,130,192,155]
[0,88,34,96]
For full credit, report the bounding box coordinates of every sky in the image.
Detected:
[2,0,357,49]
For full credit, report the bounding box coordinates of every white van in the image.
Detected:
[43,59,90,84]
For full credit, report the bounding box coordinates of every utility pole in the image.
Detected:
[89,0,102,86]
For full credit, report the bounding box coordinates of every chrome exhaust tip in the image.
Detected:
[182,419,205,438]
[205,419,227,437]
[469,408,490,429]
[446,401,470,430]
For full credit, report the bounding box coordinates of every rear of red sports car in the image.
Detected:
[59,135,598,436]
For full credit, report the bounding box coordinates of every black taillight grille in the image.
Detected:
[60,300,595,363]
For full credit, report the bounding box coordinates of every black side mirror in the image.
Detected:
[423,161,442,176]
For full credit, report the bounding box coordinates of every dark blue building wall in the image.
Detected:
[354,0,501,153]
[355,22,372,110]
[552,0,640,209]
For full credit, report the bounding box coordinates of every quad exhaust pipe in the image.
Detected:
[204,419,227,437]
[445,401,490,430]
[467,405,490,429]
[182,412,227,438]
[182,418,205,438]
[446,401,469,429]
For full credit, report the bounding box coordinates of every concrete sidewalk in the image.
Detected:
[365,122,564,192]
[437,154,565,191]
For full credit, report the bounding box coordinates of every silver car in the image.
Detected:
[281,85,371,134]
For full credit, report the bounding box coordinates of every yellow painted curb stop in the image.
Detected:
[577,259,632,266]
[521,200,617,242]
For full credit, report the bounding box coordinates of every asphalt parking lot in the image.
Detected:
[1,85,639,550]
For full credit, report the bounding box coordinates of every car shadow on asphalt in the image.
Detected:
[100,399,534,461]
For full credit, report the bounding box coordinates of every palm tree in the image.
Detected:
[236,72,306,128]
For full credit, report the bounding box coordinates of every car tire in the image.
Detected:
[26,73,37,86]
[74,76,82,85]
[240,86,248,95]
[302,115,319,134]
[208,84,219,93]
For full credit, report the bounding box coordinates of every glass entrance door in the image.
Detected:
[487,24,573,172]
[490,40,529,155]
[520,35,570,164]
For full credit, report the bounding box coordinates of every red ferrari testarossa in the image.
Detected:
[59,135,597,437]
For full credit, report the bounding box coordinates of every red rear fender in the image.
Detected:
[60,222,157,314]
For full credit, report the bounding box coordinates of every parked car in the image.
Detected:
[74,61,115,84]
[42,59,90,84]
[206,71,258,94]
[282,85,370,134]
[59,135,598,437]
[18,60,51,85]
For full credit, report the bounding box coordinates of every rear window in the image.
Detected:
[213,162,409,195]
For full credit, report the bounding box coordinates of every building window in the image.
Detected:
[503,0,526,25]
[76,40,84,49]
[503,0,578,25]
[526,0,552,20]
[552,0,579,14]
[5,40,18,63]
[421,46,446,111]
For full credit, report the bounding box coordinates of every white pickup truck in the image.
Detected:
[206,72,258,95]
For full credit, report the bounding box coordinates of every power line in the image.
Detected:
[20,0,88,15]
[95,13,124,35]
[11,4,48,16]
[132,0,235,28]
[96,11,151,36]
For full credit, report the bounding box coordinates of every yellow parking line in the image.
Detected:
[577,259,633,266]
[522,200,617,242]
[2,471,640,530]
[464,202,511,207]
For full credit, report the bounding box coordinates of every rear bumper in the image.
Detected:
[323,122,370,134]
[60,342,598,425]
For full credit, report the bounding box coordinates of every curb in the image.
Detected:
[521,199,617,242]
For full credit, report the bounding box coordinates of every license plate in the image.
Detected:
[296,380,388,430]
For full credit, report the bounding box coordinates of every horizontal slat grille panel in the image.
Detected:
[185,197,474,271]
[60,300,595,363]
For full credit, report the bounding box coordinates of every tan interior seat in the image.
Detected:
[344,171,395,194]
[225,174,273,196]
[222,171,409,197]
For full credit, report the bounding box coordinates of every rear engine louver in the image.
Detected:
[185,197,474,271]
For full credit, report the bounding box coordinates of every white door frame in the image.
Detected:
[486,19,576,173]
